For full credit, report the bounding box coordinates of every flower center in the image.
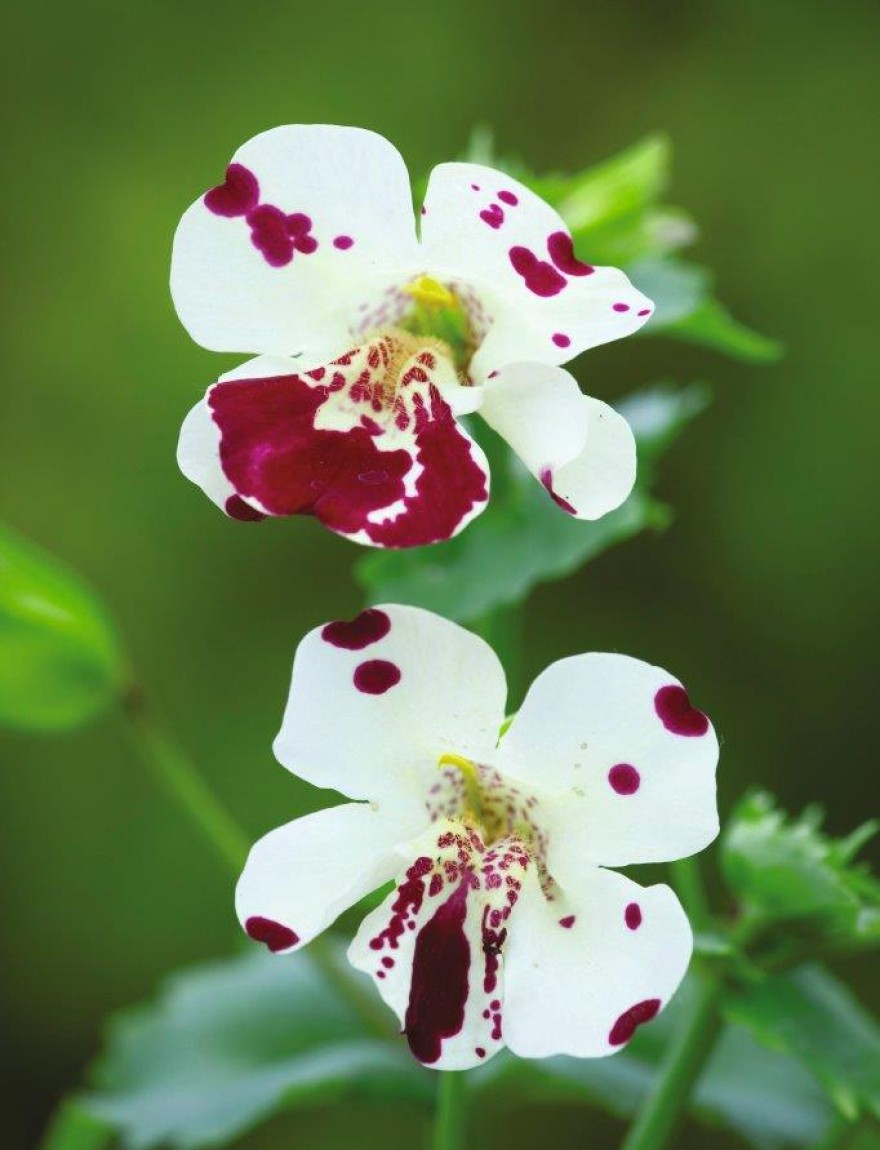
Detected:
[434,753,543,852]
[398,275,477,373]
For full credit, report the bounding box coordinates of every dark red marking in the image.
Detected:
[552,332,571,348]
[625,903,642,930]
[613,302,631,313]
[654,685,709,737]
[475,1046,486,1058]
[638,307,651,316]
[497,190,518,206]
[480,204,505,229]
[321,608,391,650]
[225,494,266,521]
[405,880,471,1064]
[370,856,432,952]
[540,468,577,515]
[609,999,661,1046]
[333,235,354,250]
[547,231,594,276]
[559,914,576,929]
[509,246,567,297]
[354,659,401,694]
[245,916,299,952]
[609,764,640,795]
[204,163,259,217]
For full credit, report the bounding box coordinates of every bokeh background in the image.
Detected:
[2,0,878,1146]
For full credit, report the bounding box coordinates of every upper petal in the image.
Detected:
[236,802,422,954]
[503,867,692,1059]
[498,653,719,866]
[274,605,508,814]
[541,395,637,520]
[420,162,652,379]
[171,125,419,357]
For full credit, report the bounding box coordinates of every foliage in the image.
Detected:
[0,521,124,731]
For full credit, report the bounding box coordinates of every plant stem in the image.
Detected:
[119,677,391,1037]
[120,680,249,873]
[670,857,712,931]
[619,969,724,1150]
[433,1072,467,1150]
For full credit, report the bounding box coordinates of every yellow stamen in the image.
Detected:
[438,752,483,819]
[404,275,458,309]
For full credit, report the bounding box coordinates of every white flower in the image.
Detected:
[236,605,719,1070]
[173,126,653,547]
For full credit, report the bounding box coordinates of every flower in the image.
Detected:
[236,605,719,1069]
[173,126,654,547]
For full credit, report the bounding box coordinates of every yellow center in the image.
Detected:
[404,275,459,309]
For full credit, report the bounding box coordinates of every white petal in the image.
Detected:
[479,362,590,479]
[504,868,692,1058]
[420,163,653,379]
[348,820,530,1069]
[236,802,420,954]
[172,125,419,357]
[498,654,719,867]
[274,606,507,818]
[545,396,637,520]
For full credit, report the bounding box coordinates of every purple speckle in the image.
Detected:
[608,764,640,795]
[612,302,631,313]
[245,916,299,952]
[322,608,391,650]
[638,307,651,316]
[333,235,354,250]
[654,685,709,737]
[552,332,571,348]
[625,903,642,930]
[498,190,519,206]
[354,659,402,695]
[559,915,576,929]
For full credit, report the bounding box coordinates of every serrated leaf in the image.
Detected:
[727,966,880,1122]
[474,975,832,1149]
[68,948,430,1150]
[0,521,124,731]
[356,383,705,624]
[721,792,880,952]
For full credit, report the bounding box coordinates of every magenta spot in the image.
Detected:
[559,915,576,929]
[246,204,294,267]
[470,183,481,191]
[552,332,571,348]
[609,764,640,795]
[480,204,505,229]
[405,880,471,1064]
[245,916,299,952]
[654,685,709,737]
[497,189,519,206]
[204,163,259,217]
[475,1046,487,1058]
[625,903,642,930]
[540,468,577,516]
[333,235,354,250]
[613,302,631,313]
[509,246,567,297]
[638,307,651,316]
[547,231,594,276]
[224,494,266,522]
[354,659,401,695]
[322,608,391,650]
[609,999,661,1046]
[382,956,395,969]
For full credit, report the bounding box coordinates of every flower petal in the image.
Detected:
[274,606,507,815]
[503,867,692,1058]
[197,338,489,547]
[236,802,420,954]
[420,163,652,380]
[498,654,719,866]
[348,820,530,1069]
[540,396,637,520]
[171,125,419,357]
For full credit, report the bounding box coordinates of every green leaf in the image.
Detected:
[664,295,783,363]
[0,521,124,731]
[721,792,880,954]
[72,947,430,1149]
[41,1101,114,1150]
[474,977,832,1149]
[727,966,880,1123]
[356,383,707,624]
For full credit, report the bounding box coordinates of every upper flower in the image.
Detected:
[173,126,654,547]
[235,605,719,1069]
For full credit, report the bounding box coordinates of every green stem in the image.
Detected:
[119,677,390,1037]
[670,857,712,931]
[619,969,724,1150]
[120,680,249,873]
[433,1072,467,1150]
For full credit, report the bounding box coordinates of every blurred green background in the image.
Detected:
[2,0,878,1146]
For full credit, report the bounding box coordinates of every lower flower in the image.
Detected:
[235,605,719,1070]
